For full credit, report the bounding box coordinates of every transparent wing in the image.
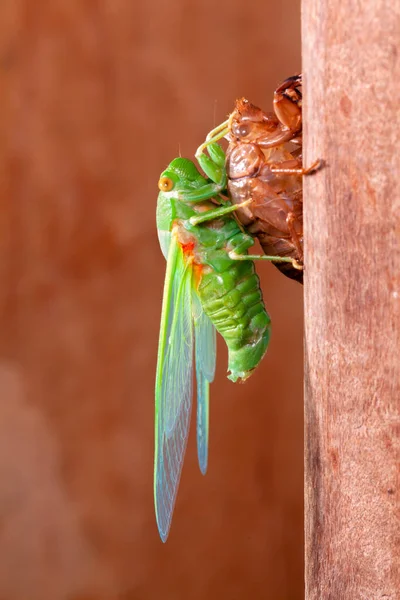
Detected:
[154,234,194,542]
[157,228,171,260]
[193,293,217,475]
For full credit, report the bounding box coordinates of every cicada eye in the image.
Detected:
[158,176,174,192]
[232,121,250,139]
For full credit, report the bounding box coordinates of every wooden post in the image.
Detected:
[302,1,399,598]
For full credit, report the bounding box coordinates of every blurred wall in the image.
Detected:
[0,1,304,599]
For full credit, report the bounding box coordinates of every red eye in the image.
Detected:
[158,176,174,192]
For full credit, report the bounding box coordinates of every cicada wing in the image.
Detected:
[193,292,217,475]
[154,234,194,542]
[157,229,171,260]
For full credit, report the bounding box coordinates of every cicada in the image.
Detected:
[154,154,295,541]
[196,75,322,283]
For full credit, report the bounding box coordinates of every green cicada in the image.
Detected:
[154,146,295,542]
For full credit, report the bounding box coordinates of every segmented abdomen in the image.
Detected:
[197,257,270,382]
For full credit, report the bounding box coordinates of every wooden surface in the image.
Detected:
[0,1,305,599]
[303,1,399,598]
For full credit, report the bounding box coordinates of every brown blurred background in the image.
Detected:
[0,1,303,599]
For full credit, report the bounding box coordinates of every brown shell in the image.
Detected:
[226,76,304,283]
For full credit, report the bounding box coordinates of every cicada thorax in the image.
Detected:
[225,80,304,283]
[175,214,270,382]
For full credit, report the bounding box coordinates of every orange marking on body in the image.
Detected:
[193,263,204,287]
[174,228,204,283]
[180,241,195,256]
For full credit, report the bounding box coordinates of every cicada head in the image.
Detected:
[158,158,206,194]
[230,98,279,142]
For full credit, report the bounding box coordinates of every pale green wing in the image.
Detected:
[154,233,194,542]
[157,229,171,260]
[192,293,217,475]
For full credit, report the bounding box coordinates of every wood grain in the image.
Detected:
[302,1,399,598]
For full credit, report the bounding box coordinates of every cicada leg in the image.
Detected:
[286,212,304,263]
[225,232,300,267]
[195,121,230,188]
[229,251,302,268]
[189,199,252,226]
[164,181,225,203]
[273,74,302,134]
[269,158,324,176]
[204,120,230,144]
